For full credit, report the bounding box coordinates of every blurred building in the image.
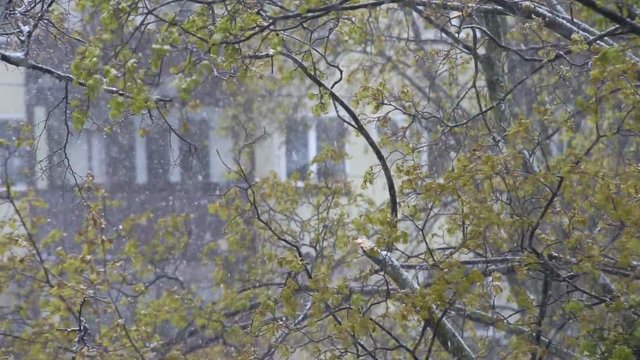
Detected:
[0,51,388,270]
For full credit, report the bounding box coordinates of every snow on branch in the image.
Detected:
[0,50,171,103]
[355,236,475,360]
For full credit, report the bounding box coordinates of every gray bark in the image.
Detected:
[356,237,476,360]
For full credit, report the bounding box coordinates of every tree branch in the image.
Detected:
[449,305,585,359]
[355,236,475,359]
[280,51,399,222]
[574,0,640,36]
[0,50,171,102]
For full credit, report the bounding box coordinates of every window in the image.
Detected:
[285,117,346,182]
[146,125,170,186]
[285,118,311,179]
[0,119,29,191]
[316,118,346,181]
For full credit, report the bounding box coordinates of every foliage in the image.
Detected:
[1,0,640,359]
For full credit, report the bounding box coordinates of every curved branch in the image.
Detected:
[280,51,398,222]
